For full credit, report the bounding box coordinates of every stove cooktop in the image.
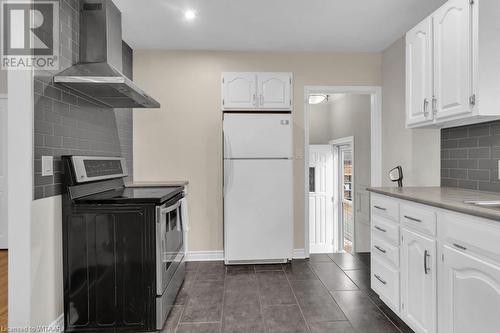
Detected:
[74,186,184,205]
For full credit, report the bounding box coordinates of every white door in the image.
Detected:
[401,228,436,333]
[223,114,292,159]
[257,73,292,110]
[222,72,257,110]
[439,245,500,333]
[0,98,7,249]
[406,17,433,126]
[433,0,473,120]
[309,145,334,253]
[224,159,293,262]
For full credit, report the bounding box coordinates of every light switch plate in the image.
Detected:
[42,156,53,177]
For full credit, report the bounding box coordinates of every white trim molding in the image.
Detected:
[185,250,307,261]
[303,85,382,258]
[293,248,306,259]
[48,313,64,332]
[185,251,224,261]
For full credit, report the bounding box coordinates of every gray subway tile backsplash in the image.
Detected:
[33,0,133,200]
[441,120,500,192]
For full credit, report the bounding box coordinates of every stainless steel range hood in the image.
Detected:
[54,0,160,108]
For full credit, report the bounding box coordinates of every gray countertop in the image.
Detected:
[367,186,500,222]
[126,180,189,187]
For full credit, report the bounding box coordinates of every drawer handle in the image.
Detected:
[374,245,386,254]
[453,243,467,251]
[424,250,430,275]
[374,205,387,211]
[374,225,387,233]
[404,215,422,223]
[374,274,387,285]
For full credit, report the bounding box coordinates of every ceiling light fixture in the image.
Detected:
[308,94,328,105]
[184,9,196,20]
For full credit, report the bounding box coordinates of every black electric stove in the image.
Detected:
[62,156,186,333]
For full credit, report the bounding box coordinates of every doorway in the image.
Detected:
[304,86,382,258]
[0,95,7,328]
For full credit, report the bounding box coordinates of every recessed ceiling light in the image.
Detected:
[184,9,196,20]
[308,94,328,105]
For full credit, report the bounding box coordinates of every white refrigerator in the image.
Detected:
[223,113,293,264]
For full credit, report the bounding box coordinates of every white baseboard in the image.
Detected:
[185,249,307,262]
[293,248,306,259]
[185,250,224,261]
[48,313,64,332]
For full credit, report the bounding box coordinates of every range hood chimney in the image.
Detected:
[54,0,160,108]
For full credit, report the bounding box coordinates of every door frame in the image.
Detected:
[330,136,354,253]
[303,86,382,257]
[0,94,7,249]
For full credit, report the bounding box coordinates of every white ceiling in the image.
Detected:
[114,0,446,52]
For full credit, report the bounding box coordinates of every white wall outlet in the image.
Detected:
[42,156,53,177]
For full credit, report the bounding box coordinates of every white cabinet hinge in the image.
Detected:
[289,77,292,84]
[401,235,404,243]
[222,99,225,106]
[442,253,444,262]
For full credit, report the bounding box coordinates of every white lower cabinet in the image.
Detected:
[400,227,436,333]
[370,193,500,333]
[438,245,500,333]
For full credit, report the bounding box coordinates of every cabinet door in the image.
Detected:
[439,245,500,333]
[433,0,473,120]
[401,228,436,333]
[257,73,292,110]
[406,18,433,127]
[222,73,257,110]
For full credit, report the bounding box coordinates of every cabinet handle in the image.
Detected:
[469,94,476,106]
[374,274,387,285]
[259,94,264,106]
[252,94,257,106]
[403,215,422,223]
[424,250,430,275]
[423,98,429,116]
[374,205,386,211]
[432,96,437,115]
[374,245,386,254]
[374,225,387,233]
[453,243,467,251]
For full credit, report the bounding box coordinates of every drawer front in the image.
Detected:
[438,210,500,262]
[371,195,399,222]
[372,215,400,246]
[372,235,399,268]
[400,201,437,236]
[372,257,400,312]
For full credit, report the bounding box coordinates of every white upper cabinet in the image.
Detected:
[406,17,433,126]
[405,0,500,128]
[222,72,293,111]
[257,73,292,110]
[433,0,472,120]
[439,245,500,333]
[401,227,436,333]
[222,73,257,110]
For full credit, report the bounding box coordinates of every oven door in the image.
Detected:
[156,197,185,295]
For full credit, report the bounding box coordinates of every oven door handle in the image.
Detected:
[157,201,181,223]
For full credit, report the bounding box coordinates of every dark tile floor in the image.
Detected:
[162,252,414,333]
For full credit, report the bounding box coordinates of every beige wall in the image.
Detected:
[381,39,440,187]
[133,51,382,251]
[0,69,7,93]
[31,196,63,326]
